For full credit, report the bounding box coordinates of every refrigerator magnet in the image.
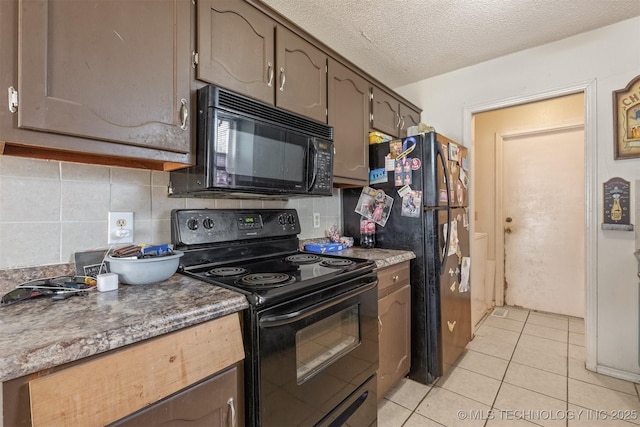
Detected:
[448,220,459,256]
[369,168,388,185]
[401,191,421,218]
[459,257,471,293]
[449,282,456,292]
[398,185,412,198]
[448,143,459,161]
[456,181,464,206]
[389,141,402,159]
[462,157,469,170]
[411,158,421,170]
[396,137,417,159]
[439,189,448,203]
[459,167,468,188]
[385,154,396,171]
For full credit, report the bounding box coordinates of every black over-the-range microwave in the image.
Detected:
[169,85,334,198]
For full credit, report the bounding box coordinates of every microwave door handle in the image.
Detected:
[308,141,318,192]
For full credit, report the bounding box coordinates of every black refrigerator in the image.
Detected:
[342,132,471,384]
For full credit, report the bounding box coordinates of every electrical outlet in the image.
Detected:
[108,212,134,244]
[313,212,321,228]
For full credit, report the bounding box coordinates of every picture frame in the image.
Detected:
[612,74,640,160]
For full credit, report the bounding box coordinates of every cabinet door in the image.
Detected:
[197,0,275,105]
[378,284,411,400]
[371,86,400,137]
[328,59,369,185]
[400,104,421,137]
[276,26,327,123]
[111,365,243,427]
[18,0,191,154]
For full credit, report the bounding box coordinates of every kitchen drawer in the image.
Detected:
[377,261,410,298]
[28,314,244,427]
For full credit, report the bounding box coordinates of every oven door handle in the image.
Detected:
[259,279,378,327]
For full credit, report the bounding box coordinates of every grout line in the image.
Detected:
[481,309,531,427]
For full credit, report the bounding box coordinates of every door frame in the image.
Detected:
[494,122,584,308]
[463,80,597,371]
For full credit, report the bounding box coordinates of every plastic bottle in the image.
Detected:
[359,216,376,249]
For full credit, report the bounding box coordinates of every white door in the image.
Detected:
[502,126,585,317]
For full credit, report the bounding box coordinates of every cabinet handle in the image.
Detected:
[378,316,383,334]
[267,62,274,87]
[227,397,237,427]
[179,98,188,130]
[395,113,402,128]
[400,116,405,130]
[392,275,399,282]
[279,67,286,91]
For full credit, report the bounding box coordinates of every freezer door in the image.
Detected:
[438,135,469,208]
[438,207,472,376]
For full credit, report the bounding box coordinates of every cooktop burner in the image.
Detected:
[172,209,376,306]
[206,267,247,277]
[239,273,296,287]
[320,259,355,268]
[285,254,320,264]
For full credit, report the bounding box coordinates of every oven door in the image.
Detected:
[207,109,312,194]
[257,275,378,427]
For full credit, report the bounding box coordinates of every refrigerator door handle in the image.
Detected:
[437,142,452,276]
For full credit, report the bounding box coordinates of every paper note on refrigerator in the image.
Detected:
[459,257,471,293]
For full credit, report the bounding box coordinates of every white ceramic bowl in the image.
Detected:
[107,251,184,285]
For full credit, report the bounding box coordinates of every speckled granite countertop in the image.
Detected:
[300,239,416,269]
[335,247,416,269]
[0,271,248,383]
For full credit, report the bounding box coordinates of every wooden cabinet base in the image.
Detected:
[2,314,244,427]
[377,262,411,401]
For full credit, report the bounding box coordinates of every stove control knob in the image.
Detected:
[186,218,199,231]
[202,218,214,229]
[278,214,286,225]
[287,214,296,225]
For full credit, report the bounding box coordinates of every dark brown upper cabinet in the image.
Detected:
[197,0,327,123]
[371,86,421,138]
[196,0,275,105]
[328,59,369,186]
[371,86,401,138]
[15,0,191,156]
[401,105,421,137]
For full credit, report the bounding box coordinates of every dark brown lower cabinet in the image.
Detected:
[110,365,243,427]
[377,262,411,401]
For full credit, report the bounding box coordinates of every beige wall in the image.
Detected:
[473,93,584,259]
[0,156,340,269]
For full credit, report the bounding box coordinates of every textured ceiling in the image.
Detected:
[261,0,640,88]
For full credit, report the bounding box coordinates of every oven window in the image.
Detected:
[295,305,360,384]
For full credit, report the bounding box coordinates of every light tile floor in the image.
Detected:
[378,306,640,426]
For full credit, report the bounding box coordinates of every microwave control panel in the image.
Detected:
[313,142,333,194]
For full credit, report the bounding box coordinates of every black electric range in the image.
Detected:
[171,209,379,427]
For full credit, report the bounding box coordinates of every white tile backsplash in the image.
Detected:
[60,162,110,182]
[0,157,60,179]
[0,222,61,267]
[0,156,341,269]
[1,177,61,222]
[61,181,111,221]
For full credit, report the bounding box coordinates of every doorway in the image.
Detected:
[465,82,597,370]
[472,93,586,315]
[500,124,585,317]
